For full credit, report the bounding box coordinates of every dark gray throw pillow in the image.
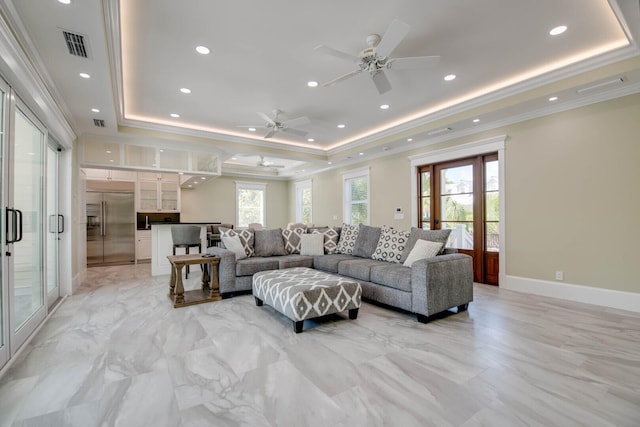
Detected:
[352,224,382,258]
[254,228,286,256]
[400,227,452,263]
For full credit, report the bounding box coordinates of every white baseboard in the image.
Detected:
[500,275,640,313]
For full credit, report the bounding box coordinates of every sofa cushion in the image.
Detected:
[403,239,443,267]
[278,255,314,269]
[300,233,325,256]
[282,227,305,254]
[236,257,280,276]
[400,228,452,263]
[220,235,247,260]
[336,223,359,255]
[338,258,390,282]
[352,225,382,258]
[312,227,340,254]
[220,227,255,257]
[372,226,410,263]
[254,228,286,256]
[370,264,412,292]
[312,254,359,273]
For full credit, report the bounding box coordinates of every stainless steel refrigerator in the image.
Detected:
[86,191,135,266]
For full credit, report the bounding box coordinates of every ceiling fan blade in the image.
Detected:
[376,19,411,59]
[322,69,363,87]
[264,129,277,139]
[315,45,358,62]
[257,112,276,126]
[281,127,308,137]
[387,55,440,70]
[282,116,310,128]
[371,70,392,94]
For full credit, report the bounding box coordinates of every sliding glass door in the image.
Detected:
[46,144,60,307]
[9,101,46,350]
[0,79,7,368]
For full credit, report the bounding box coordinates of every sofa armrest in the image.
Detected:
[206,246,236,291]
[410,253,473,316]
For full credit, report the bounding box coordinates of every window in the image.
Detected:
[235,182,266,228]
[295,180,312,224]
[343,168,370,225]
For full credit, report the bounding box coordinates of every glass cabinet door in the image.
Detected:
[139,180,158,211]
[160,181,178,210]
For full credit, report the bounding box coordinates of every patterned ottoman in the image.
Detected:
[252,267,362,333]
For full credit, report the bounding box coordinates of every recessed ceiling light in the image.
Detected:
[188,185,192,188]
[79,72,90,79]
[201,177,206,180]
[105,150,111,154]
[178,172,184,175]
[473,118,480,123]
[248,127,256,132]
[380,104,390,110]
[231,157,237,160]
[359,152,364,156]
[159,149,164,153]
[91,108,100,113]
[109,159,114,162]
[194,181,198,184]
[548,96,558,101]
[180,87,191,94]
[407,138,413,142]
[58,0,71,4]
[307,81,319,87]
[337,124,345,128]
[328,161,332,165]
[195,46,210,54]
[550,26,567,36]
[444,74,456,81]
[170,113,180,118]
[307,138,315,142]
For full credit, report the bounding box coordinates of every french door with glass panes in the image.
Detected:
[1,87,47,367]
[417,153,500,285]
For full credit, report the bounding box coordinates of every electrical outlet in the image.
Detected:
[555,271,563,281]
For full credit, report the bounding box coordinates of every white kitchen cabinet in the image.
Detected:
[84,168,136,181]
[136,230,152,261]
[137,172,180,212]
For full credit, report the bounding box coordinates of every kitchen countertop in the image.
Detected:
[138,222,222,230]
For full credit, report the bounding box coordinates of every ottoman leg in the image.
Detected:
[293,321,304,334]
[255,297,263,306]
[458,303,469,312]
[348,308,359,320]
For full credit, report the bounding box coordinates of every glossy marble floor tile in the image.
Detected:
[1,264,639,426]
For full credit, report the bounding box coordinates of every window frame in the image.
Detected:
[342,167,370,225]
[295,179,312,224]
[235,181,266,228]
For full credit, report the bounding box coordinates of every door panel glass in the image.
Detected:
[440,165,474,249]
[485,159,500,252]
[13,109,45,330]
[0,85,4,354]
[442,222,474,249]
[46,146,59,304]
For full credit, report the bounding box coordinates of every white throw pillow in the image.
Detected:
[221,235,247,260]
[402,239,443,267]
[300,233,325,256]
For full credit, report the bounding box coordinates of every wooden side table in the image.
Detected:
[167,254,221,308]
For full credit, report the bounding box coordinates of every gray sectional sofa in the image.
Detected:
[206,224,473,322]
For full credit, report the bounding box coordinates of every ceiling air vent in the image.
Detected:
[62,30,88,58]
[93,119,105,128]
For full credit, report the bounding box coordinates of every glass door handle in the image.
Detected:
[5,207,16,244]
[58,214,65,234]
[15,209,23,242]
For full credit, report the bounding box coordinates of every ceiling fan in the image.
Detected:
[315,19,440,94]
[257,156,285,169]
[240,110,310,139]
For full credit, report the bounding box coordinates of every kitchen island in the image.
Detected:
[151,223,213,276]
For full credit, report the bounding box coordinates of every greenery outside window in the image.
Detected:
[343,167,370,225]
[295,179,312,224]
[236,182,266,228]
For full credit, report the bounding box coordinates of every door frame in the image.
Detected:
[409,135,506,285]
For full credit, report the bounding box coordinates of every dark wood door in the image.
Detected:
[418,154,499,285]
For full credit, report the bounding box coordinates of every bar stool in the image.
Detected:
[171,225,201,279]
